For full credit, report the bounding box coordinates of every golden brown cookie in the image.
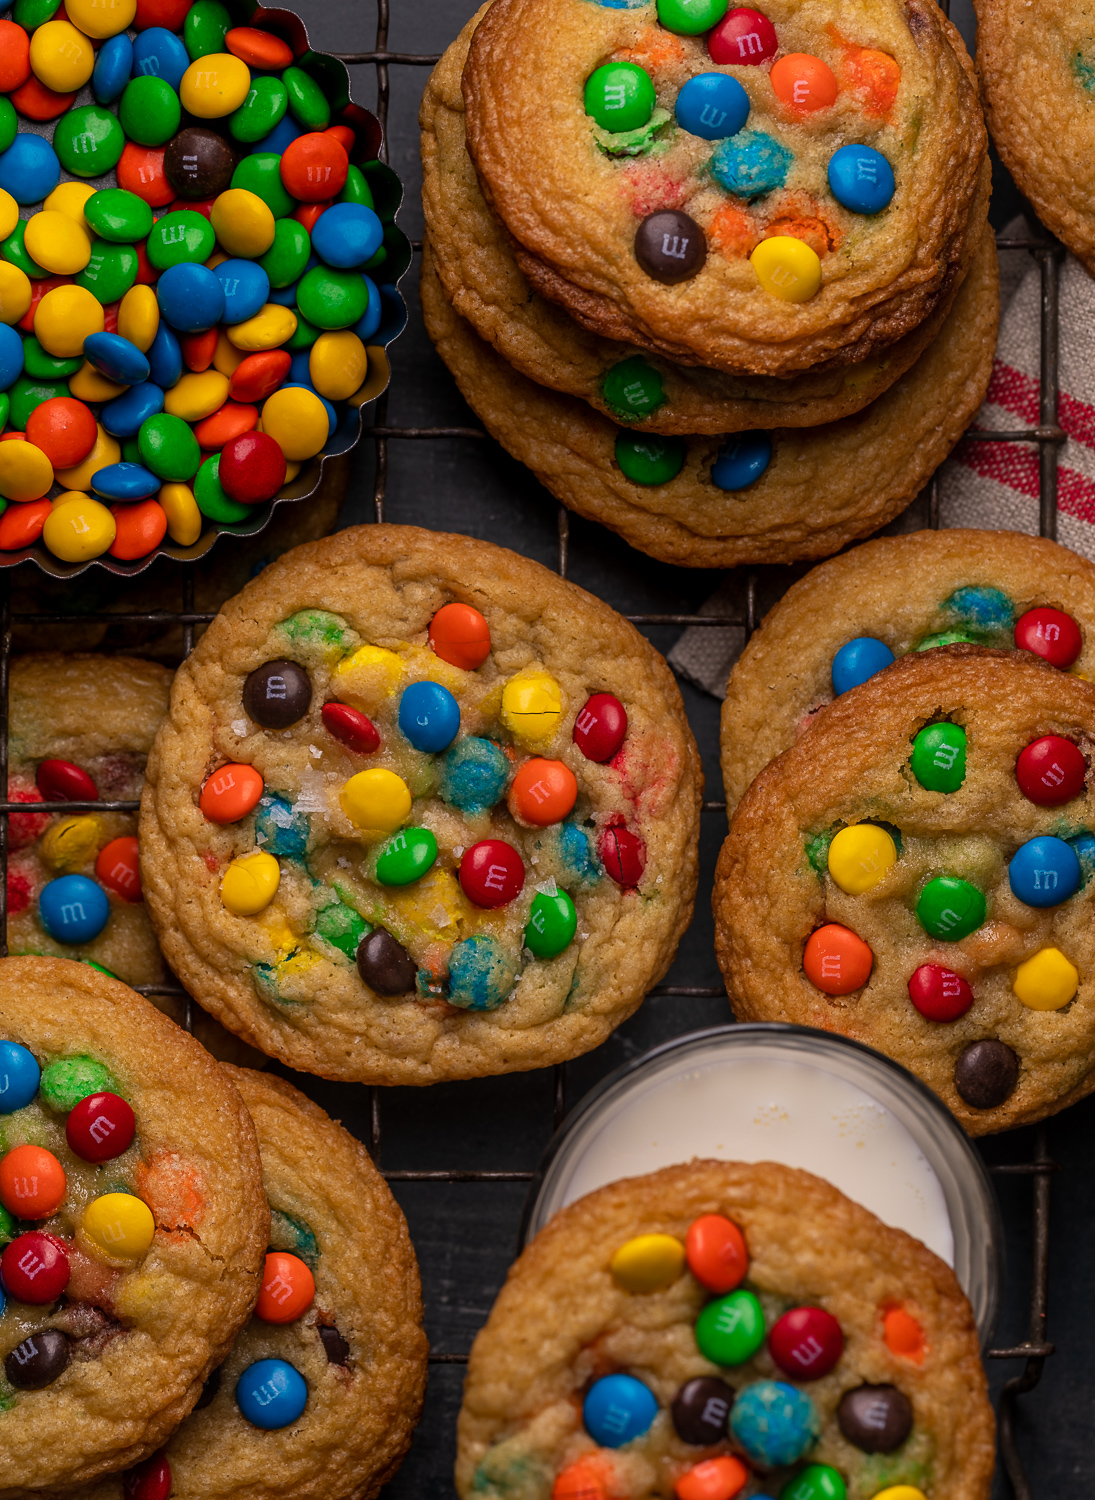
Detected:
[721,530,1095,813]
[462,0,987,376]
[715,647,1095,1135]
[422,8,977,436]
[421,230,998,568]
[457,1159,993,1500]
[73,1066,427,1500]
[975,0,1095,276]
[139,525,702,1084]
[0,957,267,1497]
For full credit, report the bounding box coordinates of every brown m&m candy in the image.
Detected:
[837,1384,914,1453]
[357,928,417,995]
[164,126,237,200]
[5,1328,70,1389]
[634,210,707,284]
[671,1375,735,1445]
[242,659,312,729]
[954,1038,1019,1109]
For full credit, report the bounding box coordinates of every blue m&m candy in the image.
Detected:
[147,323,183,390]
[729,1380,820,1467]
[92,33,133,104]
[311,203,384,269]
[84,332,151,387]
[0,324,23,392]
[214,259,271,325]
[251,114,303,156]
[827,144,896,215]
[353,275,382,342]
[1009,835,1081,908]
[711,431,772,490]
[101,382,166,438]
[0,1040,40,1114]
[831,637,895,695]
[236,1359,308,1429]
[583,1373,658,1448]
[92,462,161,501]
[398,681,461,753]
[39,875,110,944]
[156,262,225,332]
[675,72,750,140]
[0,134,61,205]
[132,27,190,91]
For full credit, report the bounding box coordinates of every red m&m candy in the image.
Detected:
[768,1306,844,1380]
[908,963,973,1022]
[255,1250,316,1324]
[600,825,645,887]
[1,1231,71,1303]
[36,759,97,802]
[459,839,525,908]
[66,1092,136,1164]
[573,693,627,762]
[1014,606,1082,669]
[0,19,31,93]
[1016,735,1086,806]
[220,432,287,504]
[708,7,778,64]
[685,1214,748,1293]
[322,702,381,754]
[429,602,491,670]
[123,1450,172,1500]
[96,836,142,901]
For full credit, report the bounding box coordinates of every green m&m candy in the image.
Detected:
[584,61,656,132]
[0,397,9,434]
[525,888,578,958]
[916,630,978,650]
[147,210,216,270]
[780,1465,847,1500]
[0,98,16,157]
[184,0,231,60]
[314,898,370,959]
[260,219,311,288]
[13,0,61,27]
[375,827,439,887]
[231,77,289,144]
[77,241,138,303]
[82,959,120,978]
[616,432,686,486]
[285,312,320,351]
[656,0,729,34]
[0,1204,15,1246]
[40,1054,118,1112]
[85,188,154,245]
[139,414,201,483]
[9,377,66,430]
[54,106,125,177]
[122,436,142,465]
[2,220,46,279]
[601,355,664,420]
[339,165,375,208]
[283,65,330,130]
[917,875,986,940]
[120,77,181,149]
[232,154,296,218]
[22,338,81,380]
[194,453,249,522]
[296,266,368,330]
[695,1288,765,1365]
[911,722,967,793]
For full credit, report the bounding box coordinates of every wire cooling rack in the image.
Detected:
[0,2,1067,1495]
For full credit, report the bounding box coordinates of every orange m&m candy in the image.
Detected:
[803,923,873,994]
[25,397,97,470]
[685,1214,748,1294]
[0,1144,67,1218]
[0,498,51,551]
[509,758,577,826]
[199,763,264,824]
[293,200,330,234]
[193,401,258,449]
[10,76,75,121]
[325,124,356,155]
[229,350,291,404]
[225,25,294,70]
[770,53,839,112]
[181,327,218,373]
[95,835,142,901]
[118,144,174,208]
[280,132,349,202]
[255,1250,316,1323]
[675,1456,749,1500]
[429,601,490,669]
[552,1459,611,1500]
[883,1304,926,1364]
[0,20,31,93]
[109,498,168,560]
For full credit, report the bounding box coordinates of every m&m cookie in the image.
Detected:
[0,956,266,1492]
[716,648,1095,1133]
[720,530,1095,812]
[137,525,702,1084]
[456,1160,993,1500]
[75,1066,426,1500]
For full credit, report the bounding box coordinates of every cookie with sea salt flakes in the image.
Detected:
[462,0,987,377]
[0,957,266,1498]
[457,1159,993,1500]
[138,525,702,1085]
[73,1066,427,1500]
[715,647,1095,1135]
[721,529,1095,813]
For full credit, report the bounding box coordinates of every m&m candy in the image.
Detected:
[685,1213,747,1293]
[236,1358,308,1429]
[39,873,110,942]
[0,1143,66,1217]
[243,659,312,727]
[340,768,411,835]
[907,963,973,1022]
[1008,835,1080,908]
[585,61,656,134]
[916,875,985,940]
[837,1384,914,1453]
[1,1230,71,1302]
[609,1232,685,1292]
[711,431,771,490]
[831,637,895,695]
[730,1382,820,1467]
[200,763,265,823]
[66,1090,136,1162]
[672,1376,736,1445]
[5,1327,71,1389]
[828,144,896,215]
[221,850,281,915]
[1013,946,1079,1010]
[803,923,873,994]
[375,827,438,887]
[1014,606,1082,668]
[826,823,896,894]
[770,54,839,111]
[255,1250,315,1323]
[750,236,822,302]
[81,1190,156,1258]
[709,7,778,63]
[122,1452,173,1500]
[675,1457,748,1500]
[1016,735,1086,805]
[0,1039,40,1112]
[459,839,525,908]
[600,824,645,886]
[910,721,966,792]
[321,701,380,754]
[508,758,577,825]
[573,693,627,761]
[583,1373,659,1447]
[768,1306,843,1379]
[695,1288,765,1364]
[675,73,750,140]
[398,680,460,753]
[524,888,577,958]
[657,0,730,36]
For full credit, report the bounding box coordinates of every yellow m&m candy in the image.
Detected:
[30,19,95,93]
[609,1234,686,1293]
[501,670,563,743]
[181,53,252,118]
[65,0,137,39]
[261,386,329,460]
[159,482,202,546]
[69,362,128,403]
[164,370,230,421]
[228,302,296,352]
[56,425,121,490]
[211,189,275,259]
[871,1490,928,1500]
[42,492,117,562]
[81,1192,155,1260]
[1013,947,1079,1010]
[0,189,17,242]
[310,330,367,401]
[0,263,32,326]
[221,850,281,916]
[24,210,92,277]
[40,814,104,873]
[213,329,245,377]
[827,824,897,895]
[117,285,159,352]
[0,441,53,503]
[750,236,823,303]
[44,182,96,228]
[340,768,411,836]
[35,284,104,358]
[334,643,403,709]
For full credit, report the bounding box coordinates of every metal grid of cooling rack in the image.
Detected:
[0,2,1067,1495]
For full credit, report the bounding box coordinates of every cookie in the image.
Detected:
[462,0,987,377]
[975,0,1095,276]
[457,1159,993,1500]
[422,9,979,437]
[421,230,998,568]
[715,646,1095,1134]
[74,1066,427,1500]
[138,525,702,1084]
[721,530,1095,813]
[0,957,267,1496]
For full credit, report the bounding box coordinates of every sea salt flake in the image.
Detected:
[535,877,558,897]
[294,767,329,813]
[232,719,248,737]
[309,745,322,759]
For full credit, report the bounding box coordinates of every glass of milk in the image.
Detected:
[523,1023,1001,1342]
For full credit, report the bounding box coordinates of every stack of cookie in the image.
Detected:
[421,0,996,568]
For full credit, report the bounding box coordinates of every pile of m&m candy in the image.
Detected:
[0,0,399,565]
[203,600,642,1012]
[550,1211,922,1500]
